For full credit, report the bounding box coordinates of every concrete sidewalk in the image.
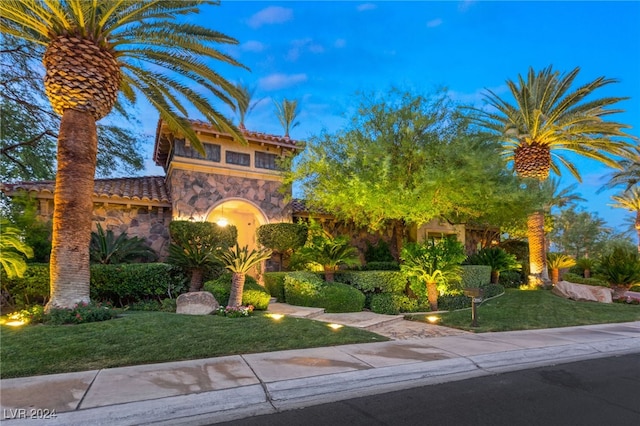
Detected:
[1,316,639,425]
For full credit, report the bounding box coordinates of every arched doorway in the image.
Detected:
[206,199,269,253]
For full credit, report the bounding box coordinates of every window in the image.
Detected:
[255,151,278,170]
[225,150,250,167]
[173,139,220,162]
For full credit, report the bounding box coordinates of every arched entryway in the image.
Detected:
[206,199,269,253]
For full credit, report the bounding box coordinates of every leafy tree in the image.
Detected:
[168,221,237,292]
[610,187,640,253]
[274,98,300,138]
[546,253,576,285]
[289,89,522,259]
[549,207,612,259]
[90,223,158,264]
[217,244,272,308]
[466,247,521,284]
[0,192,51,262]
[256,222,308,271]
[0,34,144,181]
[1,1,247,309]
[469,66,634,287]
[400,237,466,311]
[0,219,33,278]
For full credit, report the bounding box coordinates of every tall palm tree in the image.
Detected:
[599,145,640,193]
[1,1,247,309]
[274,98,300,138]
[470,66,634,286]
[610,187,640,253]
[235,83,262,130]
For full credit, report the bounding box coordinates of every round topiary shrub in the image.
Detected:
[319,283,365,313]
[203,273,271,310]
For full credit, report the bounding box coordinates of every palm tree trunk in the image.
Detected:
[324,265,335,282]
[527,211,548,287]
[228,272,245,307]
[426,280,438,311]
[491,270,500,284]
[551,268,560,285]
[46,110,97,311]
[189,268,204,292]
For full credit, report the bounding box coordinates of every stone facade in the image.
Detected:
[168,169,291,223]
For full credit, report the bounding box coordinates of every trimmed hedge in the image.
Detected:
[370,293,418,314]
[498,270,524,288]
[203,273,271,310]
[563,272,610,287]
[263,272,288,301]
[283,272,365,313]
[361,262,400,271]
[1,263,187,309]
[460,265,491,288]
[335,271,407,294]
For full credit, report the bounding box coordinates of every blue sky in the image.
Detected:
[137,1,640,234]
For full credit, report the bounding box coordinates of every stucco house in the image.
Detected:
[1,120,490,264]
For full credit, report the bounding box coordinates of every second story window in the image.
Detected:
[225,150,250,167]
[174,139,220,162]
[255,151,278,170]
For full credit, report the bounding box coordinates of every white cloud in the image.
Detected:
[458,0,476,12]
[334,38,347,48]
[427,18,443,28]
[286,38,325,61]
[357,3,377,12]
[247,6,293,28]
[258,73,308,91]
[241,40,266,52]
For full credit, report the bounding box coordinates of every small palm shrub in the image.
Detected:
[575,257,597,278]
[90,223,157,264]
[217,244,272,307]
[597,245,640,286]
[295,234,360,281]
[466,247,521,284]
[547,253,577,284]
[204,273,271,310]
[0,219,33,279]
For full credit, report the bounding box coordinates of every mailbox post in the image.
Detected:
[463,288,484,327]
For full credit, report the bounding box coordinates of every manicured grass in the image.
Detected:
[0,311,387,379]
[408,289,640,332]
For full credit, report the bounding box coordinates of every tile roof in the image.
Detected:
[290,198,331,215]
[0,176,171,205]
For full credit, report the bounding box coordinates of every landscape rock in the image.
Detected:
[176,291,219,315]
[552,281,613,303]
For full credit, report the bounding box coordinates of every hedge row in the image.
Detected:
[2,263,188,309]
[562,272,610,288]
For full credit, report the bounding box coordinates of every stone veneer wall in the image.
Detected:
[92,204,172,258]
[168,169,292,222]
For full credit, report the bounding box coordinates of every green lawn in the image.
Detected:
[0,311,387,379]
[409,288,640,332]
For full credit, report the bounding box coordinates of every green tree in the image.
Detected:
[610,187,640,253]
[217,244,272,308]
[0,219,33,278]
[470,66,634,286]
[400,238,466,311]
[1,34,144,181]
[1,1,247,309]
[289,89,522,259]
[256,222,308,271]
[549,207,612,259]
[274,98,300,138]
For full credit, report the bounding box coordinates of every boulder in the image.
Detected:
[176,291,219,315]
[552,281,613,303]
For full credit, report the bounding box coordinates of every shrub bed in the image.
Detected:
[284,272,365,313]
[335,271,407,294]
[263,272,288,302]
[562,272,609,287]
[203,274,271,310]
[370,293,418,314]
[283,272,324,307]
[460,265,491,287]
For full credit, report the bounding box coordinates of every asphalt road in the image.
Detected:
[221,353,640,426]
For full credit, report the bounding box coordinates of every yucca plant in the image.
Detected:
[0,0,247,309]
[467,247,521,284]
[469,66,634,287]
[547,253,577,285]
[217,244,272,308]
[0,219,34,278]
[576,257,596,279]
[90,223,157,265]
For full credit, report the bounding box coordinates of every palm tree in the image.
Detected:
[274,98,300,138]
[90,224,157,264]
[217,244,272,308]
[610,187,640,253]
[599,145,640,193]
[467,247,521,284]
[1,1,247,309]
[546,253,576,285]
[470,66,634,287]
[296,235,360,282]
[0,219,34,278]
[235,83,262,130]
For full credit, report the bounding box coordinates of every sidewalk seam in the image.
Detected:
[240,354,278,412]
[75,369,102,410]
